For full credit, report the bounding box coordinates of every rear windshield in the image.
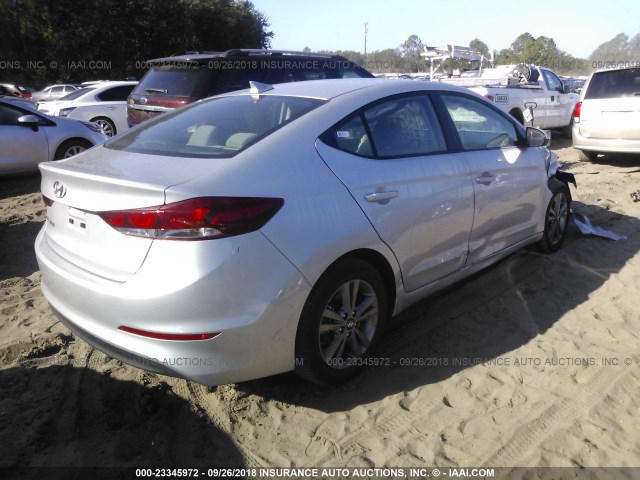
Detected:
[585,68,640,99]
[133,66,216,97]
[105,94,325,158]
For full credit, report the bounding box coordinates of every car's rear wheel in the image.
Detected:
[91,117,116,137]
[578,149,598,162]
[54,139,92,159]
[295,258,387,385]
[539,183,571,253]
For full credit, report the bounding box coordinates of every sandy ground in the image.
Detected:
[1,137,639,476]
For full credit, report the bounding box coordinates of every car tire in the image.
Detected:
[54,139,92,160]
[539,183,571,254]
[578,149,598,162]
[90,117,116,137]
[294,258,388,385]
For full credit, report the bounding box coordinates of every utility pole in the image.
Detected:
[364,22,368,59]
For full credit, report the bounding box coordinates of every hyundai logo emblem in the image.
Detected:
[140,96,148,105]
[53,181,67,199]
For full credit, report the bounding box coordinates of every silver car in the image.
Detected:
[31,84,81,103]
[0,99,107,175]
[35,79,573,385]
[572,66,640,161]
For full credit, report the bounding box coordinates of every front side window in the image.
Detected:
[105,95,324,158]
[441,94,518,150]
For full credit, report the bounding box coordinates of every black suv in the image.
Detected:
[127,49,373,126]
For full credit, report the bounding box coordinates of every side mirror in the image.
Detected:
[17,114,41,132]
[562,84,571,94]
[526,127,550,147]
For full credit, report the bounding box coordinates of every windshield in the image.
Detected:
[59,87,95,101]
[105,94,325,158]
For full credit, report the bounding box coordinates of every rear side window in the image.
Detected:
[585,68,640,99]
[441,94,518,150]
[97,85,136,101]
[326,95,446,158]
[105,95,324,158]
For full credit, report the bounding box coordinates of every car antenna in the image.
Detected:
[249,81,273,100]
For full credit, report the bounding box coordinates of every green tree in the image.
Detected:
[0,0,272,84]
[511,32,535,62]
[469,38,490,58]
[590,33,631,62]
[399,34,424,72]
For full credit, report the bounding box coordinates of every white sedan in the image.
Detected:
[35,79,574,385]
[37,81,137,137]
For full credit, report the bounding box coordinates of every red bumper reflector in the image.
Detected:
[118,325,219,341]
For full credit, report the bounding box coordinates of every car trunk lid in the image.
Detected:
[39,146,205,281]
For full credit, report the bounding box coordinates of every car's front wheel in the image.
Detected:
[295,258,388,385]
[539,183,571,253]
[54,139,92,159]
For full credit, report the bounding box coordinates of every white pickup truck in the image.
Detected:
[439,65,579,133]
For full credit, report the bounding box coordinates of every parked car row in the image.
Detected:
[37,81,137,137]
[1,50,375,174]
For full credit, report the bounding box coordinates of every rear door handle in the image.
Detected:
[364,191,399,203]
[475,173,496,185]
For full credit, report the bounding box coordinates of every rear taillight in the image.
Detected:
[42,195,54,207]
[573,101,582,124]
[97,196,284,240]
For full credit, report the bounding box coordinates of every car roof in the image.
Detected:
[221,78,475,101]
[88,80,138,89]
[592,64,640,75]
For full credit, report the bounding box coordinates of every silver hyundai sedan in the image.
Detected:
[35,79,573,385]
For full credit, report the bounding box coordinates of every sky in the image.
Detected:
[250,0,639,59]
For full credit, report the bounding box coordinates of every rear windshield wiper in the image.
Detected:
[145,88,168,94]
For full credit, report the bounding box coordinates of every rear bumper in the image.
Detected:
[572,126,640,153]
[35,225,312,385]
